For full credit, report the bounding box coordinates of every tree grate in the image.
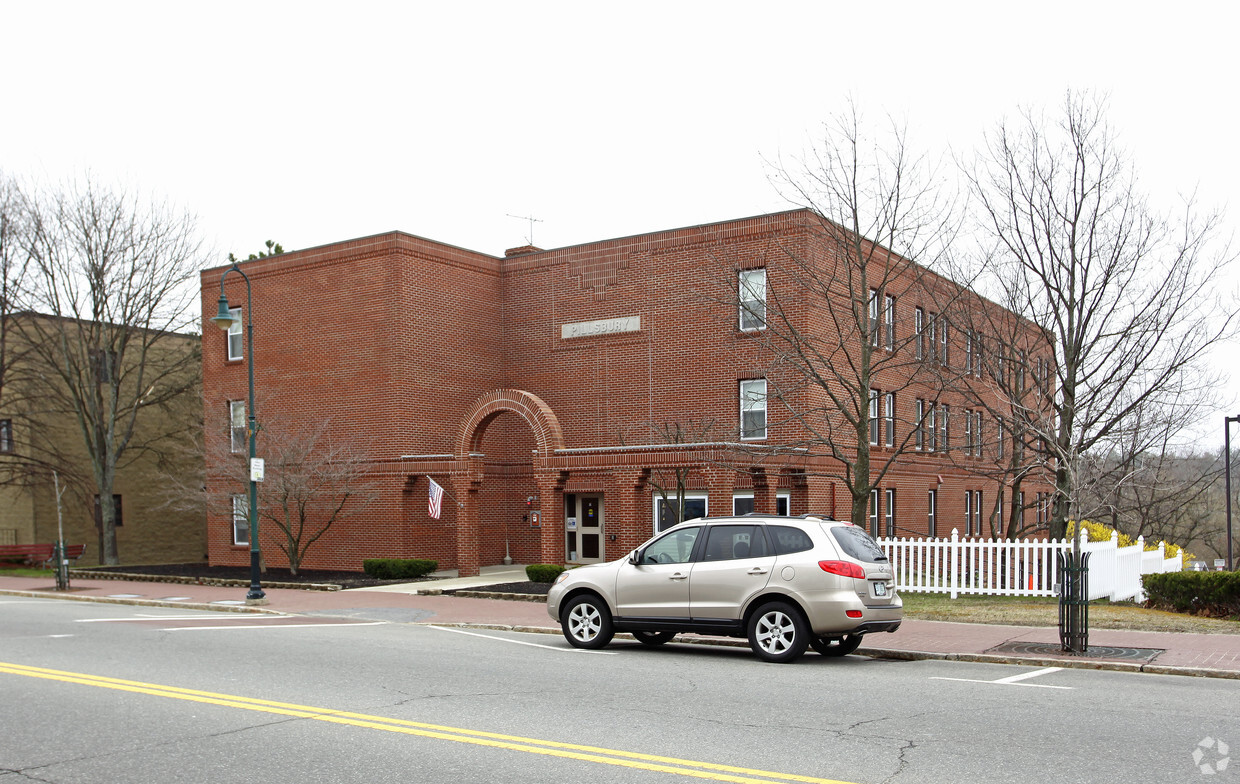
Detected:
[987,641,1163,662]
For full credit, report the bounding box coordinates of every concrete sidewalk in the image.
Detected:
[3,572,1238,679]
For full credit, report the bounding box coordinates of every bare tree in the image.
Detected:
[168,405,378,575]
[16,177,206,563]
[967,92,1238,540]
[756,104,960,529]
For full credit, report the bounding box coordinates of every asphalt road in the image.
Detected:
[1,596,1236,784]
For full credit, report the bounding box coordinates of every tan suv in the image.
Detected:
[546,515,902,663]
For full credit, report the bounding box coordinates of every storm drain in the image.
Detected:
[987,641,1164,662]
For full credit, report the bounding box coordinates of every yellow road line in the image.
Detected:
[0,661,858,784]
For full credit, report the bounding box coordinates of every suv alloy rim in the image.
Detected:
[569,601,602,642]
[754,608,795,654]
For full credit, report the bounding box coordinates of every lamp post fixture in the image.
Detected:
[211,264,265,603]
[1226,415,1239,571]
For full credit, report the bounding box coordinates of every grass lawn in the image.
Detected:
[901,591,1239,634]
[0,567,55,578]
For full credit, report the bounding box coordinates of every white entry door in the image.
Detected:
[565,494,604,564]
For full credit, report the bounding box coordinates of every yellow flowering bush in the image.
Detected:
[1065,519,1194,563]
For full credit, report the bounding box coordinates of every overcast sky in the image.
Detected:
[4,0,1238,442]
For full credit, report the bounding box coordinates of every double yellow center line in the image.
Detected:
[0,661,858,784]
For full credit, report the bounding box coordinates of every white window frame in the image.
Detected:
[869,488,880,536]
[914,307,925,360]
[232,494,249,546]
[229,400,246,454]
[884,392,896,448]
[868,389,880,446]
[964,490,972,536]
[652,493,708,534]
[915,399,925,450]
[738,268,766,331]
[974,490,983,537]
[884,294,896,351]
[227,307,243,361]
[739,379,767,440]
[927,489,937,537]
[732,492,790,517]
[868,288,880,346]
[884,488,896,537]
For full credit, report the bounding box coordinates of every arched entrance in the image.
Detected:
[452,389,567,576]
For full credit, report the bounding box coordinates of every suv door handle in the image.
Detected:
[747,567,768,575]
[668,572,688,580]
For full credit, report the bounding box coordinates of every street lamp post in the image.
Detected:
[211,264,265,603]
[1226,415,1239,571]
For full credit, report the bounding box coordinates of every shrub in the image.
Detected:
[525,563,566,583]
[363,558,438,580]
[1143,571,1240,617]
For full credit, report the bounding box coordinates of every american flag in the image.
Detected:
[428,477,445,519]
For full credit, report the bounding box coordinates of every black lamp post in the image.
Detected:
[1226,415,1239,571]
[211,264,265,603]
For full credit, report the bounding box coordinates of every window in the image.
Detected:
[964,491,972,536]
[654,494,707,533]
[940,317,950,366]
[768,525,815,555]
[914,307,925,360]
[974,411,983,457]
[884,294,896,350]
[869,489,880,537]
[640,526,701,564]
[0,419,11,453]
[1017,350,1027,395]
[964,409,973,456]
[740,379,767,440]
[915,399,925,450]
[738,269,766,331]
[230,401,246,453]
[703,525,769,561]
[974,490,983,537]
[868,389,880,446]
[927,489,937,537]
[90,349,118,384]
[94,494,123,528]
[884,392,895,447]
[972,334,983,376]
[232,494,249,545]
[884,488,896,537]
[1015,491,1025,529]
[227,308,243,360]
[732,493,789,516]
[928,312,938,362]
[927,403,937,452]
[996,416,1005,459]
[868,289,880,346]
[964,331,973,374]
[940,405,949,452]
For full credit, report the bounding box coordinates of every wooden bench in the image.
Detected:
[0,543,87,568]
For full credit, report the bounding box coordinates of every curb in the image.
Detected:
[0,588,279,614]
[67,570,343,591]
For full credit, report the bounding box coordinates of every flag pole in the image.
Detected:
[427,476,465,510]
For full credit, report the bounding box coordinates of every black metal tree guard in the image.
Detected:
[1058,549,1090,653]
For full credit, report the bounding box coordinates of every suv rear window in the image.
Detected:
[829,525,888,563]
[766,525,814,555]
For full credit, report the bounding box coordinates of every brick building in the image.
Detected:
[201,210,1052,576]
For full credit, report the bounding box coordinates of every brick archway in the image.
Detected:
[455,389,566,459]
[452,389,566,576]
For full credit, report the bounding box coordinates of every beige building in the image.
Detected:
[0,314,206,566]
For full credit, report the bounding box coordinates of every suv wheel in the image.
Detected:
[632,630,676,646]
[810,633,863,657]
[562,594,614,649]
[747,601,809,663]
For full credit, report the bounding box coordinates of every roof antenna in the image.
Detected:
[507,213,544,246]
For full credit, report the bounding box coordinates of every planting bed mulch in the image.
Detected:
[73,563,434,590]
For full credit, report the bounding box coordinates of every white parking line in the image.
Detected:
[77,615,271,623]
[932,666,1072,689]
[428,625,618,654]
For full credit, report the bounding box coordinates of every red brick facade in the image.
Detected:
[201,210,1052,575]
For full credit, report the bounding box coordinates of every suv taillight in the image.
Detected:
[819,560,865,579]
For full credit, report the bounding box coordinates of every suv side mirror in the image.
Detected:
[628,549,640,565]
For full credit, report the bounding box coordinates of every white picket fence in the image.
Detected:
[876,529,1182,601]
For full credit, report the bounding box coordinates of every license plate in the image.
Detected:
[873,582,887,597]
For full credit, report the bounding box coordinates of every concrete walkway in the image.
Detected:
[2,572,1238,679]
